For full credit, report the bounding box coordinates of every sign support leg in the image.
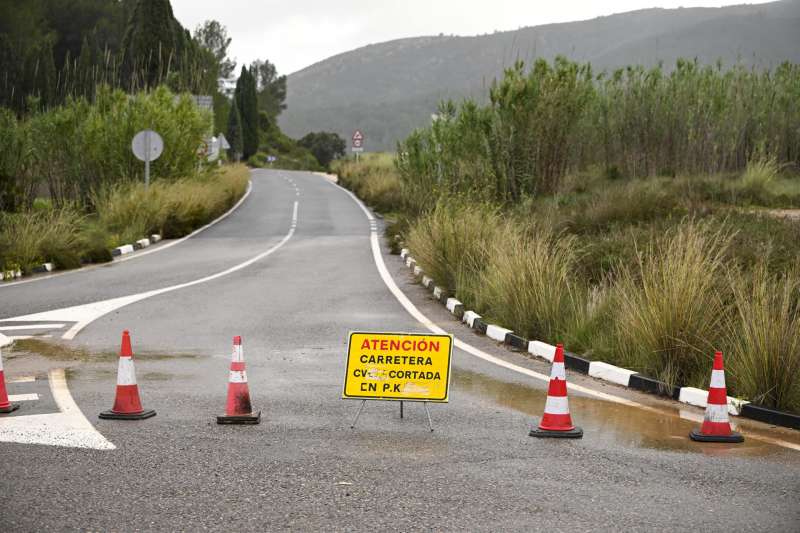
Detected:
[350,400,367,429]
[400,400,404,419]
[424,402,434,432]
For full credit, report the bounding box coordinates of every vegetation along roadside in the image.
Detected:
[334,57,800,415]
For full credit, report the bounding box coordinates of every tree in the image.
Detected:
[251,59,286,120]
[233,66,258,159]
[299,132,346,168]
[193,20,235,80]
[226,97,244,161]
[120,0,180,89]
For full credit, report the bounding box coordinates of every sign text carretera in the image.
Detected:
[343,332,453,402]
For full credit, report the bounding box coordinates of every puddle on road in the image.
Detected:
[8,338,201,362]
[453,367,800,459]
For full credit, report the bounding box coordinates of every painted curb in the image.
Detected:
[112,244,135,257]
[505,332,528,351]
[462,310,481,328]
[0,332,11,348]
[486,324,512,343]
[588,362,637,387]
[740,403,800,430]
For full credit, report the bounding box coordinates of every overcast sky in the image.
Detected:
[172,1,774,76]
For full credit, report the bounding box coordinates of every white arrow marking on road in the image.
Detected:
[1,198,299,340]
[0,368,115,450]
[327,177,800,453]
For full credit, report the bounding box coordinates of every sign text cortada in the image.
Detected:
[343,332,453,402]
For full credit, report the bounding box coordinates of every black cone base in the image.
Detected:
[0,403,20,414]
[217,410,261,425]
[689,428,744,443]
[530,426,584,439]
[99,408,156,420]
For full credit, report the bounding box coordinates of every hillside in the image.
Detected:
[280,0,800,151]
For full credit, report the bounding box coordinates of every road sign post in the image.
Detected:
[343,331,453,431]
[351,130,365,163]
[131,129,164,190]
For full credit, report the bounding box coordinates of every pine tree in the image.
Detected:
[226,97,244,161]
[233,66,259,159]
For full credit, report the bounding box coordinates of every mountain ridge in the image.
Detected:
[280,1,800,150]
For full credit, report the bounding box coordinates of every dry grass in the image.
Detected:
[726,265,800,411]
[478,226,585,341]
[609,221,732,387]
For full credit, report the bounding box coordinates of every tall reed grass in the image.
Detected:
[727,266,800,411]
[609,222,732,387]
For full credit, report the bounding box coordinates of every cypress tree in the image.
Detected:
[233,66,259,159]
[226,97,244,161]
[120,0,179,90]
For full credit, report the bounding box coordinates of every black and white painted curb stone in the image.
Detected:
[398,247,800,431]
[1,234,163,283]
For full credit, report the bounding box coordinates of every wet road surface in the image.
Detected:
[1,169,799,531]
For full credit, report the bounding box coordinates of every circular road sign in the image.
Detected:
[131,129,164,162]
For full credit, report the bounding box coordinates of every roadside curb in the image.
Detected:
[398,248,800,431]
[1,234,162,283]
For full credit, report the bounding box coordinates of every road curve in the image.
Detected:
[1,169,799,532]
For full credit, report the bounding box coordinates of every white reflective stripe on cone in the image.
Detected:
[704,402,730,423]
[117,357,137,386]
[550,362,566,380]
[229,370,247,383]
[544,395,570,415]
[231,345,243,363]
[710,369,726,388]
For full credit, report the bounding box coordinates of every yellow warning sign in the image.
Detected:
[343,332,453,402]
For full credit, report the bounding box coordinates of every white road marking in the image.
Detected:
[0,368,115,450]
[0,324,64,331]
[327,177,800,452]
[2,199,299,340]
[8,393,38,402]
[0,180,254,288]
[7,335,53,340]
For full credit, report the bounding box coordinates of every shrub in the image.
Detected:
[727,266,800,412]
[608,221,732,387]
[0,208,84,272]
[478,226,585,341]
[406,201,505,309]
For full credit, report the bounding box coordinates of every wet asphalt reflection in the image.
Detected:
[453,367,800,459]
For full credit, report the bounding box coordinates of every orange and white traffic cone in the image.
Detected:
[0,346,20,414]
[530,343,583,438]
[217,336,260,424]
[99,330,156,420]
[690,351,743,443]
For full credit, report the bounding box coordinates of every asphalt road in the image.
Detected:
[1,169,799,532]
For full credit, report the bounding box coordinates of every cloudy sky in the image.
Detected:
[172,0,774,76]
